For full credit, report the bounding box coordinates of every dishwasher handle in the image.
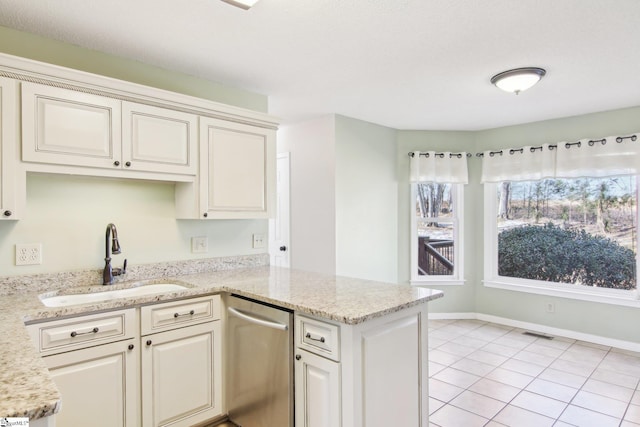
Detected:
[228,307,289,331]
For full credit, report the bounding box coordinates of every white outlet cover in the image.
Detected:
[16,243,42,266]
[191,236,208,253]
[252,233,265,249]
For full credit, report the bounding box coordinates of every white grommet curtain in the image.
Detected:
[480,133,640,183]
[410,151,469,184]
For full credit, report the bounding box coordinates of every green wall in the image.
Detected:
[335,115,398,282]
[0,25,267,112]
[472,106,640,343]
[396,107,640,343]
[0,27,269,279]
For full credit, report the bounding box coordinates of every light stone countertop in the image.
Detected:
[0,263,443,420]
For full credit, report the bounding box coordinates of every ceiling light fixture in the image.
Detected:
[490,67,546,95]
[221,0,260,9]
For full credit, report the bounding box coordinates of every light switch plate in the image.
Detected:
[16,243,42,266]
[252,233,266,249]
[191,236,208,253]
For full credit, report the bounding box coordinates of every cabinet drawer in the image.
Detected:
[27,308,136,355]
[296,315,340,362]
[141,294,220,335]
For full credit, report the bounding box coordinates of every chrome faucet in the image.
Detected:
[103,223,127,285]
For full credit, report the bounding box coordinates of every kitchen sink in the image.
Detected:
[40,284,188,307]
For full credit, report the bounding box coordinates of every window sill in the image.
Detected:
[483,279,640,308]
[411,279,465,286]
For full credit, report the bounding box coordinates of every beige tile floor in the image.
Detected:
[428,319,640,427]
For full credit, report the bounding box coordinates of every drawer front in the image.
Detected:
[141,294,220,335]
[296,315,340,362]
[27,309,136,355]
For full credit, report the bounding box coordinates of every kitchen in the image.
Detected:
[0,1,639,426]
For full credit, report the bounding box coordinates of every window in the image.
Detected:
[484,176,639,304]
[411,182,464,284]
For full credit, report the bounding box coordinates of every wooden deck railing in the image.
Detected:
[418,237,454,276]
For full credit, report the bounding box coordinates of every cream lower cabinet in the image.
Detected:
[43,339,139,427]
[27,296,223,427]
[295,302,429,427]
[140,295,222,427]
[295,349,341,427]
[27,308,139,427]
[189,117,276,219]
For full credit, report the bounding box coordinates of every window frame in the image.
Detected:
[410,182,465,285]
[483,179,640,307]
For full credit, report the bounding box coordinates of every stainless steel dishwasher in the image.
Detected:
[226,294,294,427]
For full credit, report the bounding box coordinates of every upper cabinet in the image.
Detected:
[0,52,278,220]
[174,117,276,219]
[21,83,122,169]
[21,83,197,176]
[0,77,18,220]
[122,102,197,175]
[196,117,276,219]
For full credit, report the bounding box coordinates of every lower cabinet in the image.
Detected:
[141,321,222,427]
[295,303,429,427]
[43,339,139,427]
[27,295,222,427]
[294,349,341,427]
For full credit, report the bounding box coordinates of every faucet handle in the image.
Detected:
[113,259,128,277]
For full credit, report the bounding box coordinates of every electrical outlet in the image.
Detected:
[545,302,555,314]
[16,243,42,266]
[252,233,266,249]
[191,236,208,254]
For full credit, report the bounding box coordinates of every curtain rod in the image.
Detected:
[408,152,471,158]
[474,134,636,157]
[407,134,637,158]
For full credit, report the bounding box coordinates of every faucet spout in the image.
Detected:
[104,223,127,285]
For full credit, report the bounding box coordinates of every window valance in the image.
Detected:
[480,133,639,183]
[409,151,469,184]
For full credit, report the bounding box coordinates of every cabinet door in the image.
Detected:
[141,321,222,427]
[0,77,18,219]
[21,82,122,169]
[122,102,197,175]
[199,117,276,219]
[43,339,139,427]
[295,349,341,427]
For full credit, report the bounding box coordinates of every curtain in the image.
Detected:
[410,151,468,184]
[481,133,639,183]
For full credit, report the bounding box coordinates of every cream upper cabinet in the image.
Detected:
[195,117,276,219]
[21,82,122,169]
[21,82,197,176]
[121,102,197,175]
[0,77,18,220]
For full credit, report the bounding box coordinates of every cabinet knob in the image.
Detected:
[128,344,135,350]
[125,161,131,167]
[295,354,302,361]
[279,245,287,252]
[3,210,11,217]
[203,212,208,218]
[114,161,120,166]
[146,340,152,346]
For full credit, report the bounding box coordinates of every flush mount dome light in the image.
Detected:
[221,0,260,9]
[491,67,546,95]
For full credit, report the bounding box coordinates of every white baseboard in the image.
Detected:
[428,312,640,353]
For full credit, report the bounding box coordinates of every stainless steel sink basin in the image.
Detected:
[40,284,188,307]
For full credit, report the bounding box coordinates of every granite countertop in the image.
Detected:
[0,262,443,420]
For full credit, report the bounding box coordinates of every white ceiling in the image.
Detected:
[0,0,639,130]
